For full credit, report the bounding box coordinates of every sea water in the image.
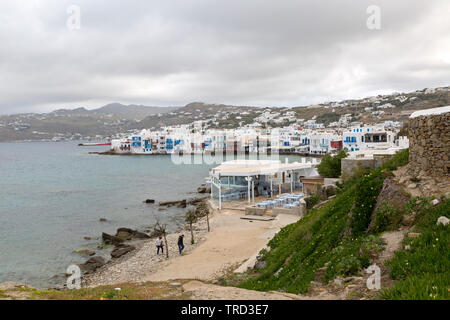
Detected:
[0,141,313,289]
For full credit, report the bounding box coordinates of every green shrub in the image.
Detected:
[317,150,347,178]
[305,195,321,209]
[325,186,336,198]
[372,201,403,233]
[102,290,120,299]
[404,196,433,225]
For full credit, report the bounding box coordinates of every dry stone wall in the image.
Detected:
[408,112,450,177]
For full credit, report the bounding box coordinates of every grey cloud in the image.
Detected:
[0,0,448,114]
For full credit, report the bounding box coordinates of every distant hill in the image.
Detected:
[137,102,258,130]
[0,86,448,142]
[52,103,179,120]
[92,103,179,119]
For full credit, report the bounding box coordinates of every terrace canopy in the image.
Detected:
[209,160,317,209]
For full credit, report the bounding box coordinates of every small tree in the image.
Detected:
[154,222,169,258]
[205,207,210,232]
[317,150,347,178]
[185,210,197,244]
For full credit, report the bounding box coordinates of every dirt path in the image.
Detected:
[379,228,407,263]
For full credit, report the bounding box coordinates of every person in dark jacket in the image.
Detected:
[177,234,185,254]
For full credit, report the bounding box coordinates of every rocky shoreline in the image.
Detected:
[76,196,211,288]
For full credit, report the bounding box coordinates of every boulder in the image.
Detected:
[368,177,411,232]
[437,216,450,226]
[159,199,187,207]
[254,260,266,269]
[102,232,123,245]
[83,236,99,241]
[144,199,155,204]
[115,228,150,240]
[111,245,135,259]
[197,186,211,194]
[116,228,135,241]
[79,256,106,273]
[177,200,187,208]
[401,213,415,227]
[99,218,108,222]
[197,187,207,193]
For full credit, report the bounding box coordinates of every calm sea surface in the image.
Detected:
[0,141,313,289]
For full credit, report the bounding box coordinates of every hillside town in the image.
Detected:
[101,86,448,156]
[109,120,410,157]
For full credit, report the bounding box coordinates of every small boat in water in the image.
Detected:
[78,142,112,146]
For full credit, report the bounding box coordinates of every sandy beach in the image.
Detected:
[84,201,300,288]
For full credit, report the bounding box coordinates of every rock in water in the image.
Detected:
[159,199,187,207]
[116,228,135,240]
[111,245,135,259]
[102,232,123,245]
[144,199,155,204]
[197,187,207,193]
[177,200,187,208]
[79,256,106,273]
[115,228,150,240]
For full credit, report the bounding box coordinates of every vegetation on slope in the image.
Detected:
[238,150,410,294]
[380,197,450,300]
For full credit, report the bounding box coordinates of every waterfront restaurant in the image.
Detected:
[209,159,318,209]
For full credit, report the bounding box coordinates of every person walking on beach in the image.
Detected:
[156,236,164,255]
[177,234,185,254]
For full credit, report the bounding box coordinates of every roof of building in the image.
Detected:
[210,159,316,177]
[409,106,450,118]
[346,147,405,159]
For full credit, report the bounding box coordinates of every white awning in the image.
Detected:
[210,160,316,177]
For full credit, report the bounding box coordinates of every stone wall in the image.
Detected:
[341,158,375,176]
[408,112,450,177]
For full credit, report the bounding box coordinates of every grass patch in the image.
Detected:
[0,290,10,298]
[11,281,191,300]
[372,201,404,233]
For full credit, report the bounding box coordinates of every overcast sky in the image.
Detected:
[0,0,449,114]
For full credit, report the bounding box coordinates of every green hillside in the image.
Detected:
[237,150,450,299]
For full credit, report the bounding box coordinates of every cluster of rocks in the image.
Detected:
[83,215,211,287]
[408,112,450,177]
[144,196,208,209]
[79,227,152,274]
[79,197,209,275]
[78,196,209,281]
